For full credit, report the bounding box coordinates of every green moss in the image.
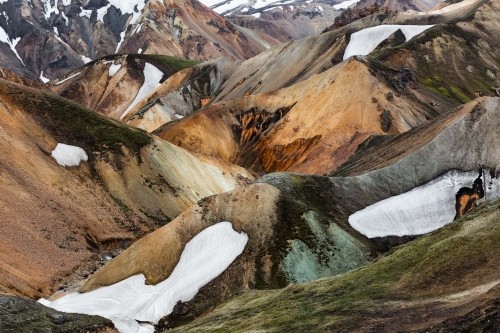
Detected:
[170,198,500,332]
[450,86,472,103]
[111,195,134,215]
[6,83,152,163]
[437,86,452,97]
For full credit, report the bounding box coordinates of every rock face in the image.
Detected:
[0,0,275,80]
[354,0,445,12]
[323,4,397,32]
[0,78,253,299]
[48,54,201,120]
[154,57,437,175]
[0,294,117,333]
[123,57,240,132]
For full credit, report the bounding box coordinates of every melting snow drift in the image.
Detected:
[51,143,88,167]
[39,222,249,333]
[349,170,500,238]
[121,62,164,119]
[343,24,434,60]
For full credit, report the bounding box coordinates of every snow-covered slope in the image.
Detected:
[343,24,434,60]
[40,222,248,333]
[349,170,500,238]
[51,143,88,167]
[121,63,164,120]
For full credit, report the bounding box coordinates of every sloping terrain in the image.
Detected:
[147,0,495,177]
[0,0,275,80]
[47,54,201,120]
[170,196,500,332]
[370,0,500,103]
[74,97,500,330]
[155,56,437,175]
[122,57,240,132]
[354,0,445,11]
[0,78,253,300]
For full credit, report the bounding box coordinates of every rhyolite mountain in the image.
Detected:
[0,0,279,81]
[2,0,500,331]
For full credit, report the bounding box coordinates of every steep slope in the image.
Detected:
[154,57,438,175]
[170,196,500,332]
[0,78,254,299]
[147,0,494,176]
[209,0,484,103]
[47,54,201,120]
[0,0,274,80]
[369,0,500,103]
[227,4,340,40]
[76,97,500,330]
[354,0,445,12]
[122,57,240,132]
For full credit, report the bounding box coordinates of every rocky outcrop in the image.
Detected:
[48,54,201,120]
[123,57,239,132]
[0,294,117,333]
[323,4,397,32]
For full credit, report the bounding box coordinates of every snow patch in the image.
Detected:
[56,72,81,85]
[349,170,500,238]
[80,55,92,63]
[39,71,50,83]
[39,222,248,333]
[0,26,24,65]
[121,63,164,119]
[343,24,434,60]
[108,63,122,77]
[333,0,360,9]
[79,9,92,19]
[51,143,88,167]
[138,48,143,53]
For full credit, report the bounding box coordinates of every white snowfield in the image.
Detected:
[343,24,434,60]
[121,63,164,120]
[39,222,249,333]
[51,143,88,167]
[0,25,24,65]
[349,170,500,238]
[333,0,360,10]
[39,71,50,83]
[108,63,122,77]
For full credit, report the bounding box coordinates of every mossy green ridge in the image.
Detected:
[0,80,152,162]
[169,198,500,332]
[0,294,114,332]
